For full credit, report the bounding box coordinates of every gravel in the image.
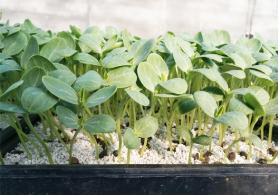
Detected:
[3,117,278,165]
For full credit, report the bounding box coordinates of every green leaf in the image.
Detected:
[228,97,254,115]
[54,100,77,114]
[192,135,210,146]
[48,70,76,86]
[101,56,131,68]
[175,126,193,141]
[220,44,246,55]
[124,128,141,149]
[85,85,117,108]
[249,69,274,86]
[40,37,67,63]
[70,25,82,38]
[244,93,265,116]
[0,102,27,113]
[124,89,149,106]
[0,80,23,100]
[72,53,100,66]
[231,88,255,96]
[106,67,137,88]
[57,31,76,49]
[42,76,79,105]
[115,52,134,61]
[164,31,176,53]
[160,78,187,94]
[79,34,101,53]
[138,62,161,92]
[222,70,246,79]
[193,91,217,118]
[73,70,103,92]
[133,38,156,66]
[244,38,262,53]
[196,54,223,62]
[201,86,225,101]
[102,34,118,54]
[83,114,116,133]
[53,63,70,71]
[173,97,197,115]
[248,65,272,75]
[215,111,248,130]
[147,53,169,78]
[55,49,77,57]
[155,93,191,98]
[21,87,57,113]
[210,29,231,46]
[26,55,57,73]
[122,29,131,51]
[21,36,39,69]
[134,116,158,138]
[252,53,270,62]
[106,47,126,57]
[24,19,38,32]
[173,46,192,74]
[2,32,27,55]
[17,67,47,100]
[248,86,270,105]
[245,134,262,148]
[174,37,194,57]
[263,97,278,115]
[56,106,79,129]
[0,65,21,74]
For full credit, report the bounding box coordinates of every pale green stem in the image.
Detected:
[127,149,131,164]
[224,137,245,162]
[69,127,82,164]
[188,142,193,164]
[140,137,148,157]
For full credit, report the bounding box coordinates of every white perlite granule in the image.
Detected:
[3,119,278,165]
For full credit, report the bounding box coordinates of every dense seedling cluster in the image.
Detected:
[0,16,278,165]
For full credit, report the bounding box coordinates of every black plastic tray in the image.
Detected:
[0,164,277,195]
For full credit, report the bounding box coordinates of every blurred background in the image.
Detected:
[1,0,277,41]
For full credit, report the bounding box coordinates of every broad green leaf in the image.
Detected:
[115,52,134,61]
[0,65,21,74]
[26,55,57,73]
[21,87,57,113]
[0,80,23,100]
[79,34,101,53]
[173,97,197,115]
[248,86,270,105]
[138,62,161,92]
[244,38,262,53]
[231,88,255,96]
[229,97,253,115]
[106,47,126,57]
[102,34,118,53]
[134,116,158,138]
[40,37,67,63]
[48,70,76,86]
[2,60,21,69]
[57,31,76,49]
[7,26,21,36]
[229,53,247,70]
[263,97,278,115]
[175,126,193,141]
[196,54,223,62]
[249,69,274,86]
[24,19,37,32]
[130,39,147,54]
[106,67,137,88]
[124,89,149,106]
[2,32,27,55]
[164,31,176,53]
[56,106,79,129]
[73,70,103,92]
[245,134,262,148]
[155,93,191,98]
[252,53,270,62]
[133,38,156,66]
[85,85,117,108]
[248,65,272,75]
[105,26,118,37]
[53,63,70,71]
[124,128,141,149]
[174,37,194,57]
[72,53,100,66]
[122,29,131,51]
[0,102,27,113]
[17,67,47,100]
[21,36,39,69]
[244,93,265,116]
[236,50,253,68]
[147,53,169,78]
[83,114,116,133]
[201,86,225,101]
[55,49,77,57]
[211,29,231,46]
[192,135,210,146]
[54,100,77,114]
[220,44,246,55]
[42,76,79,105]
[33,35,51,45]
[70,25,82,38]
[101,56,131,68]
[173,46,192,73]
[215,111,248,130]
[160,78,187,94]
[193,91,217,118]
[222,70,246,79]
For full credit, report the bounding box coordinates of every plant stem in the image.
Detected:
[268,115,275,148]
[127,149,131,164]
[188,142,193,164]
[89,132,99,160]
[223,137,245,161]
[23,113,54,164]
[140,137,148,157]
[270,151,278,163]
[69,127,82,164]
[235,129,239,153]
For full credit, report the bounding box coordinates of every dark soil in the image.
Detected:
[258,159,267,164]
[71,157,79,164]
[239,151,248,159]
[99,150,108,158]
[194,153,199,160]
[228,152,236,162]
[203,152,212,158]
